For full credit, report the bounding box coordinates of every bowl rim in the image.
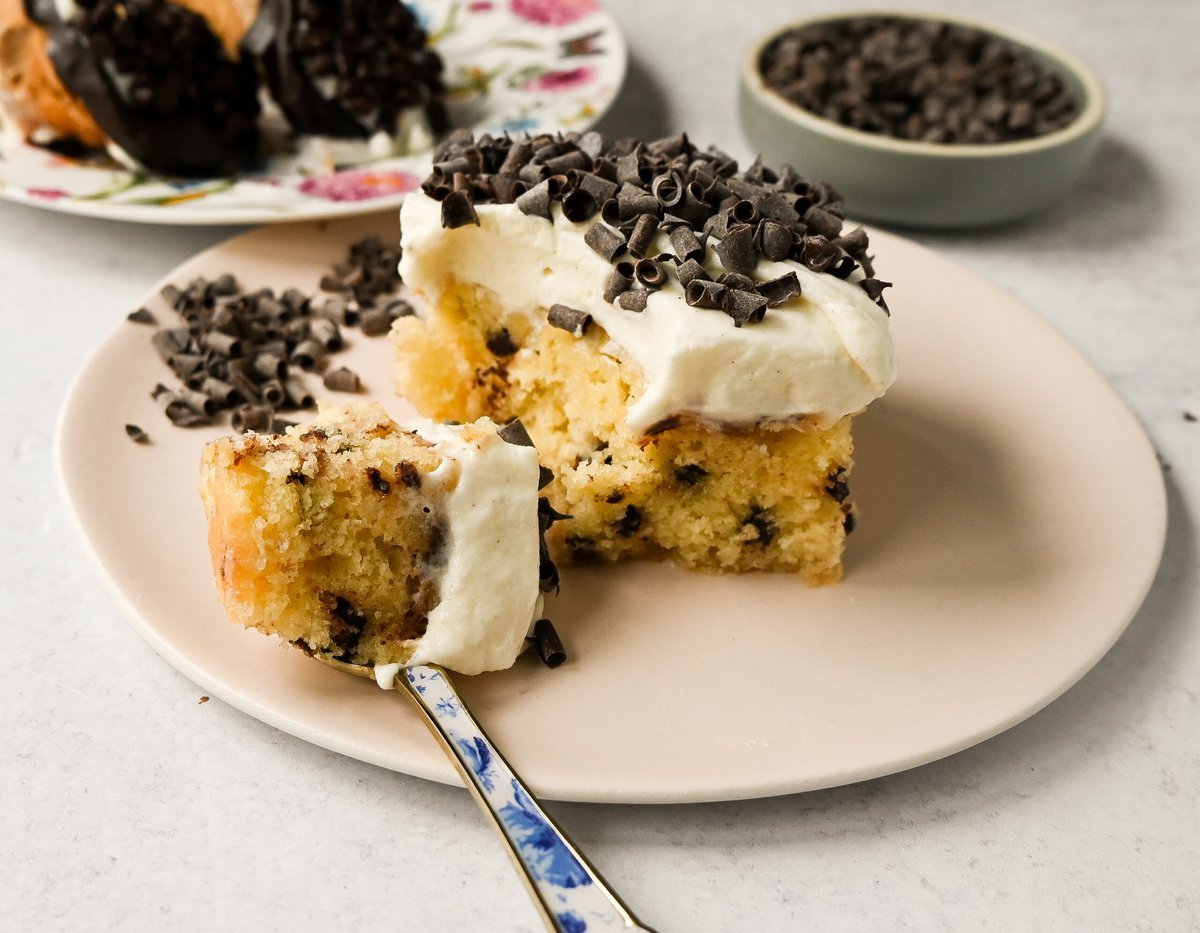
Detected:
[742,9,1107,159]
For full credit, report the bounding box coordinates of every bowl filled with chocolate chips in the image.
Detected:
[739,12,1106,227]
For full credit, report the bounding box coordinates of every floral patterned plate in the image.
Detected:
[0,0,626,225]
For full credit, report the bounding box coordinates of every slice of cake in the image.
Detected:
[392,132,898,583]
[199,402,556,676]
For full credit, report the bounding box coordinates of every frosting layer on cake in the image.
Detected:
[399,192,897,433]
[391,416,542,676]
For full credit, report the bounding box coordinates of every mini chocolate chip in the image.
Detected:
[743,506,776,545]
[320,593,369,656]
[674,463,707,485]
[613,504,642,537]
[365,467,391,494]
[825,468,850,503]
[486,328,519,356]
[396,461,422,488]
[124,423,149,444]
[565,535,598,560]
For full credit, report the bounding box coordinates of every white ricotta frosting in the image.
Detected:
[399,192,898,433]
[375,417,542,682]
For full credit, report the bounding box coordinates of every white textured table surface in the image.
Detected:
[3,1,1198,930]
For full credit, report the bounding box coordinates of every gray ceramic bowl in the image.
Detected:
[739,11,1107,228]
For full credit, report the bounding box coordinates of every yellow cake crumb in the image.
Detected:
[199,402,447,665]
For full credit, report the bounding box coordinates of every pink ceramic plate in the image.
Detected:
[55,215,1165,803]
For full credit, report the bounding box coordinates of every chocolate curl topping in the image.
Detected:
[144,236,401,432]
[491,173,527,203]
[441,190,479,229]
[618,290,648,312]
[732,199,760,226]
[260,379,287,407]
[498,139,533,175]
[669,225,705,263]
[561,189,599,223]
[516,180,553,220]
[229,404,267,433]
[532,618,566,668]
[634,259,667,289]
[618,189,660,222]
[547,304,592,338]
[685,280,728,310]
[757,272,803,307]
[717,271,755,292]
[584,223,626,262]
[615,148,645,185]
[804,205,843,239]
[801,235,841,273]
[676,258,710,288]
[603,264,634,303]
[544,149,590,174]
[419,131,888,327]
[723,289,768,327]
[651,171,685,208]
[600,197,622,227]
[627,214,660,258]
[704,211,733,240]
[754,191,801,225]
[758,220,794,262]
[714,224,757,275]
[647,131,689,157]
[577,172,619,204]
[830,225,866,254]
[860,278,892,313]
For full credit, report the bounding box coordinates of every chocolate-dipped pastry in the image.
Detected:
[24,0,261,177]
[244,0,447,142]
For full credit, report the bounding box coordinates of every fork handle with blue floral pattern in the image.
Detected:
[398,664,657,933]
